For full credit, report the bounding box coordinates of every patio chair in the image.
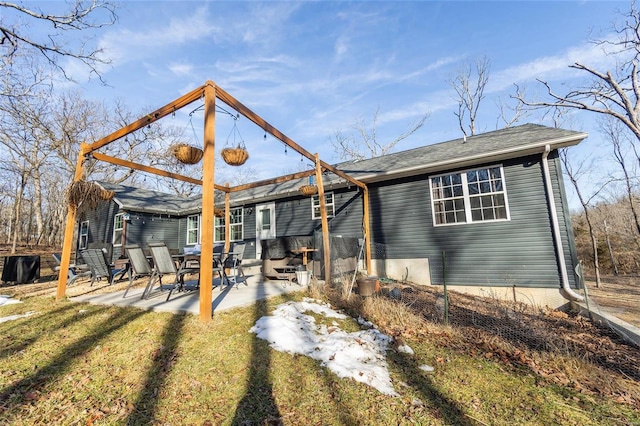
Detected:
[80,248,126,286]
[122,245,154,297]
[52,253,91,286]
[223,242,246,288]
[145,242,200,301]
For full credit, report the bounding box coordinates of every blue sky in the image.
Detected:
[57,1,631,208]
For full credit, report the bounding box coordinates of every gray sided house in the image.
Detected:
[79,124,587,307]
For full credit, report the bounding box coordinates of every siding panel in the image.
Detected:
[368,153,578,289]
[273,188,363,238]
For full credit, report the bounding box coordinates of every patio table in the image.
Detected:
[172,253,226,291]
[291,247,317,269]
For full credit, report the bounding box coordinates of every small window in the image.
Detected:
[79,220,89,250]
[113,213,124,246]
[187,215,200,245]
[430,165,510,226]
[215,207,244,242]
[259,208,271,231]
[312,192,335,219]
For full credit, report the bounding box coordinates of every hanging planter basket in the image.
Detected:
[66,180,115,211]
[170,143,204,165]
[299,184,318,196]
[221,147,249,166]
[214,207,225,218]
[222,117,249,166]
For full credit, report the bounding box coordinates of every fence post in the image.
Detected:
[442,250,449,326]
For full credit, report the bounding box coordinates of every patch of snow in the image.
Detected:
[397,343,414,354]
[0,295,22,306]
[0,296,36,323]
[0,311,35,323]
[250,298,399,396]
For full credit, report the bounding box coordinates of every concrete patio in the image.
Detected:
[70,269,308,315]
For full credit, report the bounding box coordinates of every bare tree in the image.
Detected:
[0,83,57,250]
[560,149,611,287]
[0,1,117,83]
[332,107,428,161]
[495,87,529,129]
[449,55,490,138]
[599,116,640,238]
[514,2,640,148]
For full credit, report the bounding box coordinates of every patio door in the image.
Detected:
[255,202,276,259]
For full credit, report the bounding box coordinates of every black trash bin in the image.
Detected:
[1,255,40,284]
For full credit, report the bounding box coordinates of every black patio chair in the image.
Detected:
[52,253,91,286]
[80,248,126,286]
[145,242,200,301]
[122,245,154,297]
[223,242,247,288]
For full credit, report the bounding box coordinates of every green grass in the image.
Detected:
[0,292,638,425]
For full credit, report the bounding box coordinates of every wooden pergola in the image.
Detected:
[56,80,371,322]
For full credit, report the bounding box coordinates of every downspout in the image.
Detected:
[541,144,584,302]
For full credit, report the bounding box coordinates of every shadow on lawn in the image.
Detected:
[126,312,187,424]
[389,350,478,425]
[0,307,147,421]
[230,290,296,425]
[0,303,110,361]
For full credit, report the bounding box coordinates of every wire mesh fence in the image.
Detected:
[317,240,640,404]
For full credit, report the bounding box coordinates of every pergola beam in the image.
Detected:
[90,152,228,191]
[215,86,366,190]
[87,84,206,153]
[229,169,316,193]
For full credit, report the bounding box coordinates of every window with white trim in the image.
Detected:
[430,166,510,226]
[187,215,200,245]
[79,220,89,249]
[113,213,124,246]
[215,207,243,242]
[312,192,335,219]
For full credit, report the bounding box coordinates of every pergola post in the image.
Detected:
[56,144,88,300]
[224,184,231,254]
[362,186,372,273]
[199,81,216,322]
[315,154,331,286]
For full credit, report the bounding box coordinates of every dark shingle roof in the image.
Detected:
[234,123,587,201]
[101,123,587,213]
[97,182,201,215]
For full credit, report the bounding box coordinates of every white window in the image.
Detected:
[187,215,200,245]
[215,207,243,242]
[312,192,335,219]
[430,166,510,226]
[113,213,124,246]
[79,220,89,249]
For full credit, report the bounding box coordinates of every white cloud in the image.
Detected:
[491,35,619,93]
[169,62,194,76]
[97,5,219,67]
[334,36,349,59]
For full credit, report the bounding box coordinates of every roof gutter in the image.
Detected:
[541,144,584,302]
